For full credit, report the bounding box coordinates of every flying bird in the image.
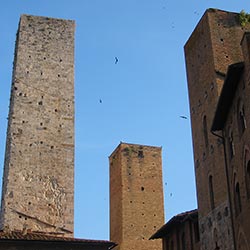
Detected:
[115,57,119,64]
[99,99,102,103]
[180,116,188,119]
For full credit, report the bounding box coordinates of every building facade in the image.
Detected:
[150,210,200,250]
[109,142,164,250]
[185,9,250,250]
[212,32,250,250]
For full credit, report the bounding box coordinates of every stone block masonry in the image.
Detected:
[0,15,75,236]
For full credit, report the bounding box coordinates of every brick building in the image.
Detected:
[150,209,200,250]
[211,32,250,250]
[185,8,250,250]
[0,14,116,250]
[109,142,164,250]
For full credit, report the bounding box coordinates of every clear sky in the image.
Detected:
[0,0,249,241]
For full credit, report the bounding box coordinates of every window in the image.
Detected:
[237,99,246,135]
[228,129,235,160]
[234,175,242,216]
[246,160,250,199]
[203,115,209,148]
[138,150,144,158]
[209,175,215,210]
[244,149,250,199]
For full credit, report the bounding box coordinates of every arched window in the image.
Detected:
[234,175,242,216]
[228,129,235,160]
[237,99,246,135]
[209,175,215,210]
[213,228,220,249]
[203,115,209,148]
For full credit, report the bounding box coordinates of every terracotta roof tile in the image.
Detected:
[0,230,116,247]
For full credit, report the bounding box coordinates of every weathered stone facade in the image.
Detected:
[109,143,164,250]
[185,9,250,250]
[0,14,75,236]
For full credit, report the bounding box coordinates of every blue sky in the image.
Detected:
[0,0,249,241]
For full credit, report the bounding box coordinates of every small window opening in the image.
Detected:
[246,160,250,198]
[138,150,144,158]
[235,182,242,216]
[203,115,209,148]
[141,186,144,191]
[209,175,215,210]
[229,130,235,159]
[237,100,246,135]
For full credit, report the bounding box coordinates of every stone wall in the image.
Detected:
[0,14,75,236]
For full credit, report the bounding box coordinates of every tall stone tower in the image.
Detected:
[185,9,250,250]
[109,143,164,250]
[0,15,75,236]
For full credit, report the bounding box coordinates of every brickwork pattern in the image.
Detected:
[185,9,250,250]
[221,33,250,250]
[109,143,164,250]
[0,15,75,236]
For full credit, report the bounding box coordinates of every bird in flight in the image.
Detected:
[115,57,119,64]
[180,116,188,119]
[99,99,102,104]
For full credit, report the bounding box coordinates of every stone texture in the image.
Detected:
[0,14,75,236]
[109,143,164,250]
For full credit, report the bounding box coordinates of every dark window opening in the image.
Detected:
[203,115,209,148]
[237,100,247,135]
[228,131,235,160]
[138,150,144,158]
[235,182,242,216]
[209,175,215,210]
[246,160,250,199]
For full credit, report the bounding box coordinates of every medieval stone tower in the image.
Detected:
[185,9,250,250]
[0,15,75,236]
[109,142,164,250]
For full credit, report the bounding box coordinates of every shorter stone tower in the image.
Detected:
[0,14,75,236]
[109,142,164,250]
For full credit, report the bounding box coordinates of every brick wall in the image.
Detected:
[109,143,164,250]
[185,9,250,250]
